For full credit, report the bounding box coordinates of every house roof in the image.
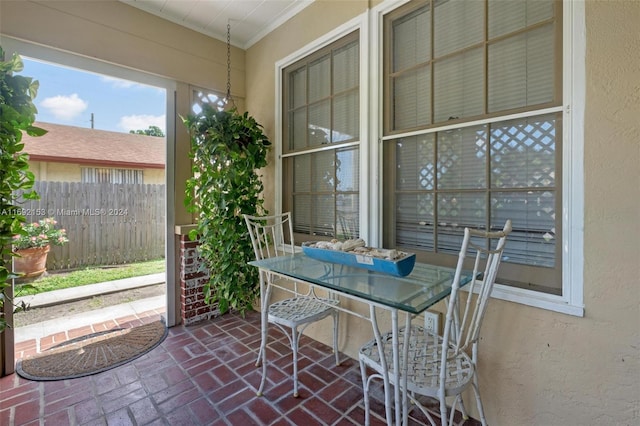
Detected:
[22,122,165,169]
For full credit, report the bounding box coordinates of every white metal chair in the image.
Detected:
[359,220,512,425]
[244,212,340,398]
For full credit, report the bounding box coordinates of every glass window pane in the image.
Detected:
[488,24,555,112]
[437,125,488,190]
[284,32,360,241]
[437,193,487,254]
[334,41,359,93]
[309,55,330,102]
[489,0,555,39]
[293,194,311,235]
[313,194,335,237]
[434,48,484,123]
[491,114,556,189]
[382,0,561,292]
[434,0,483,57]
[337,193,359,239]
[290,109,307,151]
[333,91,359,142]
[294,155,310,192]
[393,5,431,72]
[312,151,335,192]
[492,190,556,267]
[393,66,431,130]
[308,100,330,146]
[395,135,435,191]
[290,67,306,108]
[396,193,435,251]
[336,147,359,192]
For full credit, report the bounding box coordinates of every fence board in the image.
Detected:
[18,182,165,271]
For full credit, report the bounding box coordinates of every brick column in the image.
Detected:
[178,235,220,325]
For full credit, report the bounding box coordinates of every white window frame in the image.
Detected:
[274,1,584,317]
[370,0,585,317]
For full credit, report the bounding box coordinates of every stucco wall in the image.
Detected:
[29,161,79,182]
[28,161,165,184]
[245,1,640,425]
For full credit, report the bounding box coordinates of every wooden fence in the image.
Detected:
[18,182,165,271]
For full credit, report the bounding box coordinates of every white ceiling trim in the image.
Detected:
[121,0,315,50]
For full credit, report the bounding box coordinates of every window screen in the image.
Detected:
[282,31,360,241]
[383,0,561,293]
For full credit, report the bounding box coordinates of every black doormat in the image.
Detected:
[16,319,168,381]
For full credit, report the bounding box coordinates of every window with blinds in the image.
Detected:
[82,167,144,184]
[382,0,562,293]
[282,31,360,241]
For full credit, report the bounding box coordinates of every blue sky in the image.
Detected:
[21,57,166,134]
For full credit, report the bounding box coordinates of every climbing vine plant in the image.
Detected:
[183,104,271,315]
[0,47,46,333]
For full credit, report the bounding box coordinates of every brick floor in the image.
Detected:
[1,310,481,425]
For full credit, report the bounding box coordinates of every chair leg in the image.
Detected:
[255,344,263,367]
[458,394,470,421]
[332,311,340,366]
[256,284,273,368]
[291,326,300,398]
[472,381,488,426]
[359,360,371,426]
[256,311,269,396]
[440,395,449,426]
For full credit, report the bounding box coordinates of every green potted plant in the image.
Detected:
[183,104,271,315]
[0,45,47,340]
[12,217,68,281]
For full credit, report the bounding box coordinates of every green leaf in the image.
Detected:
[0,46,46,329]
[26,125,47,137]
[182,105,269,313]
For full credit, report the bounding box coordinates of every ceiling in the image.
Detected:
[120,0,314,49]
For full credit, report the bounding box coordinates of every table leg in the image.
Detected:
[390,309,401,426]
[370,306,393,425]
[256,271,269,396]
[401,313,411,425]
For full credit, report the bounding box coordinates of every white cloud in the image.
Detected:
[39,94,88,121]
[100,76,164,94]
[100,76,138,89]
[119,114,166,133]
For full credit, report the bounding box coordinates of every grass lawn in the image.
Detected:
[15,259,165,296]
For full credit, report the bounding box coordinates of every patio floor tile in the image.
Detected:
[0,309,482,425]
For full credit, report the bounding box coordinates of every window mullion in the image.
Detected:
[433,130,439,251]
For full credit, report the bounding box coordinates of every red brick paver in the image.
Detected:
[1,310,481,425]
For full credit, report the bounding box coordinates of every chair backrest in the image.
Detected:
[243,212,295,261]
[338,213,359,240]
[443,220,512,358]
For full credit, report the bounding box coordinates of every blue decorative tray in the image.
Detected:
[301,242,416,277]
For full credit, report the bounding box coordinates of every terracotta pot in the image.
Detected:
[13,245,50,280]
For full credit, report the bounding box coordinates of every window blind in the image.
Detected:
[282,32,360,241]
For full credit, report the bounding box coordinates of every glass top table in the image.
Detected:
[249,252,472,314]
[249,251,473,425]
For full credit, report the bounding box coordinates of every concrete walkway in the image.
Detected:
[14,273,166,343]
